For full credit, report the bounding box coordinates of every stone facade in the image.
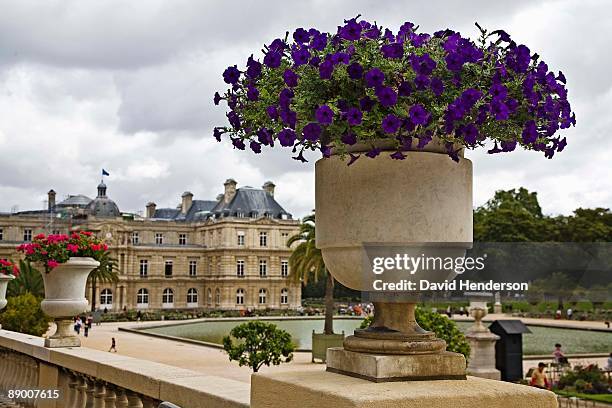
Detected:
[0,180,302,312]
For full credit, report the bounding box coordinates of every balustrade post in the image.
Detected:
[75,376,88,408]
[141,397,157,408]
[67,373,80,408]
[93,383,106,408]
[103,387,117,408]
[85,379,95,408]
[126,392,143,408]
[115,389,128,408]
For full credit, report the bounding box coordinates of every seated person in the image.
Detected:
[553,343,569,364]
[530,363,550,389]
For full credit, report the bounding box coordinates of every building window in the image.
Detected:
[259,288,267,304]
[23,229,32,242]
[189,260,197,277]
[280,288,288,305]
[165,261,173,278]
[100,289,113,306]
[0,228,3,241]
[131,232,139,245]
[187,288,198,305]
[139,260,148,278]
[236,260,245,277]
[236,211,244,218]
[259,259,267,278]
[52,229,60,235]
[207,288,212,306]
[215,288,221,305]
[179,233,187,245]
[237,231,245,246]
[236,289,245,305]
[162,288,174,307]
[136,289,149,307]
[259,231,267,247]
[281,260,289,277]
[281,232,289,243]
[155,233,163,245]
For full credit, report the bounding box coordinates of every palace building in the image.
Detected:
[0,179,302,311]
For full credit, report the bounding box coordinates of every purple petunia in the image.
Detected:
[409,104,430,126]
[266,105,279,120]
[460,123,479,145]
[227,111,241,129]
[522,120,538,144]
[293,28,310,44]
[489,83,508,100]
[346,107,363,125]
[231,137,245,150]
[250,141,262,153]
[263,51,282,68]
[398,81,412,97]
[302,122,322,142]
[319,60,334,79]
[246,85,259,101]
[213,92,222,106]
[360,96,375,112]
[315,105,334,125]
[341,132,357,145]
[291,47,311,66]
[430,77,444,96]
[381,43,404,59]
[375,86,398,107]
[490,99,510,120]
[257,128,274,146]
[414,74,430,90]
[278,128,296,147]
[213,127,223,142]
[364,68,385,87]
[284,69,299,87]
[347,62,363,79]
[339,19,362,41]
[223,66,240,84]
[246,56,262,79]
[410,53,437,75]
[382,114,401,134]
[390,150,406,160]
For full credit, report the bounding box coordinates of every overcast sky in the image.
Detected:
[0,0,610,218]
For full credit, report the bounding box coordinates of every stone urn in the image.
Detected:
[316,143,472,381]
[0,273,15,329]
[466,302,501,380]
[40,257,99,348]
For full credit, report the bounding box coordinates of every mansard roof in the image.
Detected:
[210,187,291,220]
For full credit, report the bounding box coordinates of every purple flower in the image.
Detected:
[223,66,240,85]
[489,83,508,100]
[266,105,279,120]
[320,145,332,158]
[319,60,334,79]
[501,139,517,152]
[346,108,363,125]
[496,30,511,42]
[390,151,406,160]
[247,85,259,101]
[315,105,334,125]
[557,71,567,84]
[365,68,385,88]
[302,122,322,142]
[490,99,510,120]
[341,132,357,145]
[213,92,222,106]
[339,19,362,41]
[347,153,360,166]
[277,129,296,147]
[231,138,245,150]
[365,147,381,158]
[246,56,262,79]
[291,47,311,66]
[227,111,240,129]
[445,52,464,72]
[250,141,262,153]
[410,33,430,47]
[293,28,310,44]
[279,108,297,129]
[414,74,430,90]
[311,32,328,50]
[398,81,412,97]
[382,114,401,134]
[430,77,444,96]
[213,127,223,142]
[461,123,479,145]
[417,132,433,149]
[410,54,436,75]
[461,88,482,106]
[409,104,430,126]
[347,62,363,79]
[522,120,538,144]
[360,96,375,112]
[381,43,404,59]
[487,141,502,154]
[375,86,398,107]
[279,88,294,108]
[329,52,350,65]
[263,51,282,68]
[557,137,567,152]
[283,69,299,87]
[257,128,274,146]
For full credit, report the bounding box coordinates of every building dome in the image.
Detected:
[87,181,121,217]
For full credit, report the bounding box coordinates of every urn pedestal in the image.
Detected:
[466,303,501,380]
[40,257,99,348]
[315,151,472,381]
[0,274,15,330]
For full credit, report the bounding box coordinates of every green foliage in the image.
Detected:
[360,307,470,359]
[7,260,44,298]
[222,321,295,372]
[558,364,608,394]
[0,293,51,336]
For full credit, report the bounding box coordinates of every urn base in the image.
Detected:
[44,319,81,348]
[326,348,467,382]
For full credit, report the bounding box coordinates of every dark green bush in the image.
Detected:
[0,293,52,336]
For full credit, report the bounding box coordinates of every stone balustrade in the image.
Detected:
[0,330,249,408]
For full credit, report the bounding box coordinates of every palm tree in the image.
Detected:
[287,213,335,335]
[88,252,119,312]
[7,260,44,298]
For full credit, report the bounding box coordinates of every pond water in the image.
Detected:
[141,317,612,355]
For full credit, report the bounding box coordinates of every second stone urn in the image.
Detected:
[0,273,15,329]
[40,257,99,348]
[315,148,472,381]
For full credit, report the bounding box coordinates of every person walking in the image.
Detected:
[566,308,573,320]
[109,337,117,353]
[84,325,89,337]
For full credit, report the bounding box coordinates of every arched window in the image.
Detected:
[236,289,245,305]
[207,288,212,306]
[100,289,113,306]
[215,288,221,305]
[162,288,174,307]
[187,288,198,305]
[280,288,288,305]
[136,288,149,308]
[259,288,267,304]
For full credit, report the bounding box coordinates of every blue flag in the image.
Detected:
[102,169,110,176]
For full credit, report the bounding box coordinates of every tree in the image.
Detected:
[0,293,52,336]
[88,251,119,311]
[222,321,295,372]
[7,260,44,298]
[361,307,471,359]
[287,213,335,334]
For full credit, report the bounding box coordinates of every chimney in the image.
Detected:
[48,189,56,211]
[146,202,156,218]
[181,191,193,214]
[224,178,237,204]
[216,194,224,202]
[262,181,275,196]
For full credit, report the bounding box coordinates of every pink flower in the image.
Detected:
[102,244,108,251]
[35,233,46,240]
[81,231,93,236]
[25,246,36,255]
[12,266,20,277]
[47,260,59,269]
[67,243,79,254]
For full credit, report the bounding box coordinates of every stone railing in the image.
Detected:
[0,330,249,408]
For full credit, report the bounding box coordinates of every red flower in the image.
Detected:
[35,233,46,240]
[81,231,93,236]
[12,266,20,277]
[67,243,79,254]
[47,260,59,269]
